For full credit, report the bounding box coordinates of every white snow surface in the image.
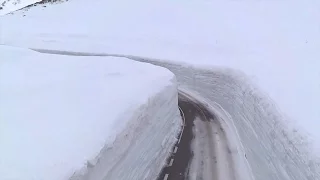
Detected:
[0,45,181,180]
[0,0,40,16]
[2,0,319,152]
[140,60,320,180]
[1,0,320,179]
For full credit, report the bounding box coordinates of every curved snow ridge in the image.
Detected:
[31,49,320,179]
[127,58,320,180]
[0,46,181,180]
[70,78,182,180]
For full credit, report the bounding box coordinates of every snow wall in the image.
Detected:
[128,58,320,180]
[0,46,182,180]
[72,80,181,180]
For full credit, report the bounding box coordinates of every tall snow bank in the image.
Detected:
[0,46,181,180]
[132,59,320,180]
[1,0,320,179]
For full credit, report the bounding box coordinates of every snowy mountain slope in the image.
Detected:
[1,0,320,179]
[2,0,318,152]
[0,45,181,180]
[0,0,40,15]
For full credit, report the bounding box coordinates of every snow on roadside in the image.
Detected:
[1,0,320,179]
[137,60,320,180]
[0,45,181,180]
[2,0,319,153]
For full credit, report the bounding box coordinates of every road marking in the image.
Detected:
[168,158,174,166]
[178,106,186,144]
[174,146,178,153]
[164,174,169,180]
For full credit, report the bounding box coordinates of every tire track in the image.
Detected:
[157,92,235,180]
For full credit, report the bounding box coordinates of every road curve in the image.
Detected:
[158,92,236,180]
[33,48,320,180]
[31,48,245,180]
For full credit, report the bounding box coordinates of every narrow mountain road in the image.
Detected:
[31,48,243,180]
[158,92,236,180]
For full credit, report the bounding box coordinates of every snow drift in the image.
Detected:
[130,58,320,180]
[0,46,181,180]
[1,0,320,179]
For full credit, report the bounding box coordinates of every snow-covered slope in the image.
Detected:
[1,0,320,179]
[0,0,40,16]
[0,45,181,180]
[3,0,318,152]
[132,58,320,180]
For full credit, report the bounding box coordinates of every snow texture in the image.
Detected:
[1,0,320,179]
[0,46,181,180]
[134,60,320,180]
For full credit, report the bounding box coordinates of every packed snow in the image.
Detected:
[0,45,181,180]
[1,0,320,179]
[134,59,320,180]
[2,0,318,151]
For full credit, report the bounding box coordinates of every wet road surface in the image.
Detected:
[157,93,218,180]
[31,49,238,180]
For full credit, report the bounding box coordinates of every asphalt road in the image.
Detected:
[32,49,238,180]
[157,93,236,180]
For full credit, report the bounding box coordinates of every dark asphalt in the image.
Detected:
[157,95,215,180]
